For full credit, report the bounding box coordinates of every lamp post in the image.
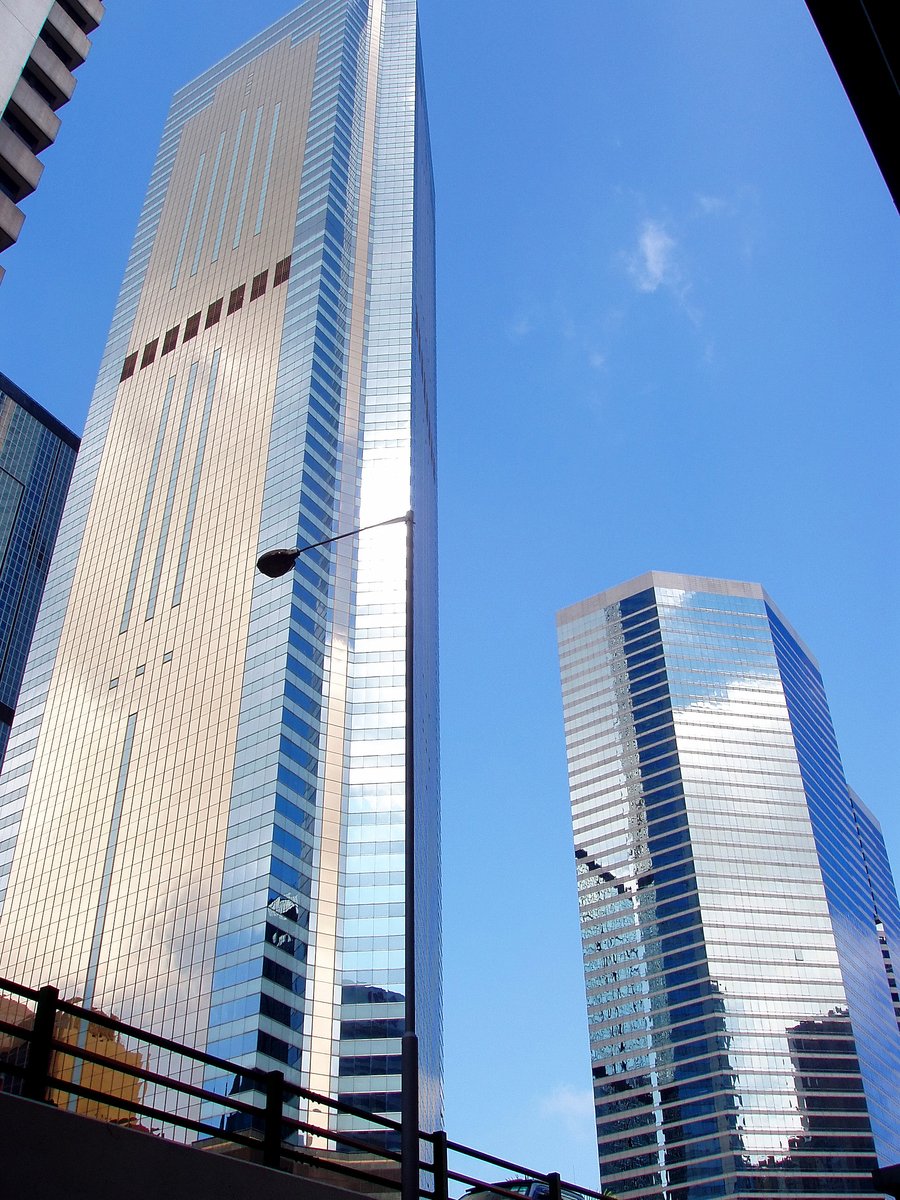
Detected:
[257,509,419,1200]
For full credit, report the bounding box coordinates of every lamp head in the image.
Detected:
[256,548,300,578]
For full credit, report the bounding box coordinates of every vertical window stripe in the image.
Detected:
[145,363,199,621]
[83,712,138,1008]
[254,102,281,236]
[232,104,265,251]
[211,110,246,264]
[68,708,138,1110]
[172,349,220,607]
[170,153,206,290]
[120,375,177,633]
[190,130,227,277]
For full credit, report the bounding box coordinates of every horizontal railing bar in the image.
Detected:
[447,1177,552,1200]
[42,1072,264,1151]
[294,1117,404,1163]
[0,1018,33,1040]
[46,997,403,1133]
[444,1142,541,1179]
[3,975,602,1199]
[43,1072,402,1191]
[27,1008,399,1136]
[0,977,42,1004]
[44,1037,265,1121]
[42,1038,406,1169]
[302,1094,402,1131]
[441,1137,608,1199]
[289,1152,403,1192]
[555,1182,605,1199]
[445,1165,607,1200]
[430,1128,609,1200]
[4,1064,598,1200]
[46,1035,405,1149]
[447,1169,513,1193]
[50,1000,267,1079]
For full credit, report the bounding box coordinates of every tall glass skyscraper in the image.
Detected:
[0,0,440,1142]
[557,573,900,1199]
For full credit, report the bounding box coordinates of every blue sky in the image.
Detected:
[1,0,898,1188]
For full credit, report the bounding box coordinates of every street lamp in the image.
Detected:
[257,509,419,1200]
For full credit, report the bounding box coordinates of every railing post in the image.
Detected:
[23,985,58,1103]
[263,1069,285,1169]
[431,1130,449,1200]
[548,1172,562,1200]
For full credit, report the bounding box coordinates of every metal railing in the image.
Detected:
[0,975,609,1200]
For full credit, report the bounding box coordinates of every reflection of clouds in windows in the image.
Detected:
[558,574,897,1189]
[653,595,856,1160]
[659,593,781,714]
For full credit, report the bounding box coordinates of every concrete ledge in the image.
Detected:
[45,2,91,69]
[0,122,43,199]
[8,77,61,153]
[0,1090,368,1200]
[65,0,103,34]
[0,190,25,252]
[27,37,77,109]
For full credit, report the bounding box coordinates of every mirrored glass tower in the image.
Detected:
[557,572,900,1199]
[0,0,440,1141]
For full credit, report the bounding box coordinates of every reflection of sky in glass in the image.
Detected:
[661,593,822,1160]
[558,574,900,1196]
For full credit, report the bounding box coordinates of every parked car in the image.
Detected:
[461,1181,588,1200]
[461,1182,614,1200]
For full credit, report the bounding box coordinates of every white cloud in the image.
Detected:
[587,350,606,370]
[628,219,679,294]
[623,216,704,326]
[538,1083,596,1142]
[696,193,727,215]
[507,314,534,339]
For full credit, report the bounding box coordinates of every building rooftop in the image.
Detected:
[556,569,818,668]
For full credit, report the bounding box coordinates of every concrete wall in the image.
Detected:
[0,1090,370,1200]
[0,0,53,111]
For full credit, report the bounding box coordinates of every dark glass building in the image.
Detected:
[0,371,77,768]
[557,572,900,1199]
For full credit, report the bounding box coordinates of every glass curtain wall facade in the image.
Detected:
[556,572,900,1199]
[0,372,78,768]
[0,0,440,1142]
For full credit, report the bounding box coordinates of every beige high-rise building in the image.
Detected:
[0,0,440,1147]
[0,0,104,280]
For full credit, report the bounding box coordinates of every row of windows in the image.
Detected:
[119,255,293,381]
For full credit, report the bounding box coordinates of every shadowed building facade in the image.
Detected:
[557,572,900,1199]
[0,372,78,769]
[0,0,440,1144]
